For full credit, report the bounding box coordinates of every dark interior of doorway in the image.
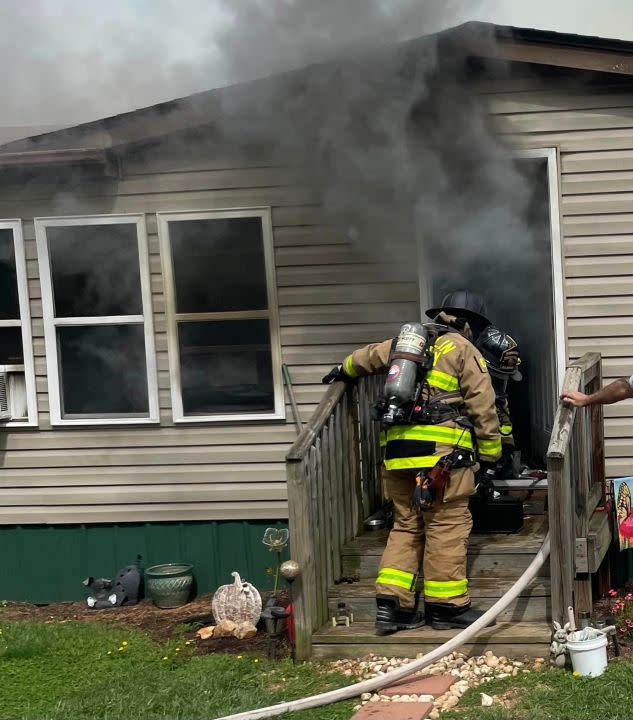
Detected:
[431,156,557,469]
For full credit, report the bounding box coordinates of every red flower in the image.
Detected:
[609,589,618,597]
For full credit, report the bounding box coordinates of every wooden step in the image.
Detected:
[312,620,551,660]
[341,516,548,579]
[328,577,551,623]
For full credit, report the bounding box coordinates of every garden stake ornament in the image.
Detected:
[262,528,289,594]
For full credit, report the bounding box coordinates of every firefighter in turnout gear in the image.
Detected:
[323,290,502,634]
[476,325,522,480]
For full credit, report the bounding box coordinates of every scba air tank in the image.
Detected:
[382,322,429,424]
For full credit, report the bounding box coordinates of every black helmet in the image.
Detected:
[426,289,491,325]
[476,325,522,381]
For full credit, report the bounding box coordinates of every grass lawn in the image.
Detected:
[444,660,633,720]
[0,620,354,720]
[6,617,633,720]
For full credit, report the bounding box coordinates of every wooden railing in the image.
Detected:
[547,352,609,624]
[286,375,383,660]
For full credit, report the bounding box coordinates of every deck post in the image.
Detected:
[547,354,609,625]
[547,365,582,623]
[287,458,314,661]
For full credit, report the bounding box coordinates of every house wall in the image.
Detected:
[0,135,419,526]
[488,81,633,482]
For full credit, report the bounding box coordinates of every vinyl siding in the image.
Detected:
[0,140,418,523]
[489,81,633,480]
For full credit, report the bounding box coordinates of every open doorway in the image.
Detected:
[421,148,565,467]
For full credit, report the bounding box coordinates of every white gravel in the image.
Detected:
[332,651,546,717]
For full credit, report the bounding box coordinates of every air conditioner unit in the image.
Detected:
[0,372,10,423]
[0,366,27,423]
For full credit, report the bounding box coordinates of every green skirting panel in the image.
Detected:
[0,520,288,603]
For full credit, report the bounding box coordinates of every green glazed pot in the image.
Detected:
[145,563,194,608]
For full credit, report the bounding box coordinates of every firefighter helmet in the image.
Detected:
[426,289,491,325]
[476,325,522,381]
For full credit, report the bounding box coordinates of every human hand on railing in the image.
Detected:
[560,390,590,408]
[321,365,347,384]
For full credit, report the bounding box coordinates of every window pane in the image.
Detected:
[47,224,142,317]
[0,229,19,320]
[170,217,268,313]
[57,325,148,416]
[0,327,23,364]
[178,319,274,415]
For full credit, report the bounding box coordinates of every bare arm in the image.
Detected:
[561,377,633,407]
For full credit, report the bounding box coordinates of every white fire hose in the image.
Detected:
[216,533,551,720]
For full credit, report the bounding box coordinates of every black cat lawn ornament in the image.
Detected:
[83,557,142,609]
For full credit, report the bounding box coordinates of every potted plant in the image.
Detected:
[145,563,194,608]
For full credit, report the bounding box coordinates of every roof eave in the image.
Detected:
[462,24,633,75]
[0,148,117,174]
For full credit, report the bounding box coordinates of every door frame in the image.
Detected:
[417,146,567,391]
[515,147,567,392]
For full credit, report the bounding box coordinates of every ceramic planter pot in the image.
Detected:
[145,563,194,608]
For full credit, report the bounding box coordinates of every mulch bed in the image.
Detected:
[0,591,291,657]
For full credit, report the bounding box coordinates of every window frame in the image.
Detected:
[35,213,159,426]
[158,207,285,423]
[0,219,38,427]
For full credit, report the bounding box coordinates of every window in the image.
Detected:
[0,220,37,426]
[35,215,158,425]
[158,209,284,422]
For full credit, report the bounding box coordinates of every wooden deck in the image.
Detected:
[312,620,552,660]
[328,577,551,623]
[340,516,549,578]
[317,513,552,659]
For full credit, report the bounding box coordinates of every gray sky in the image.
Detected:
[2,0,633,129]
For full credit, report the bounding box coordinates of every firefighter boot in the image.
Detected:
[426,603,496,630]
[375,594,426,636]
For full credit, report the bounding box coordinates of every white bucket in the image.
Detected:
[567,631,608,677]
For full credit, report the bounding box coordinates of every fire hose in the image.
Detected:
[216,533,551,720]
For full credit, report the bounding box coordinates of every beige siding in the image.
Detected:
[0,146,418,523]
[489,81,633,479]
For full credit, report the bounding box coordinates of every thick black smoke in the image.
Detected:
[209,6,542,296]
[210,1,554,458]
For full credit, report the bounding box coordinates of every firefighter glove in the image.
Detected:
[475,463,496,500]
[321,365,347,384]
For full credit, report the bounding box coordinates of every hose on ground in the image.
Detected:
[216,533,551,720]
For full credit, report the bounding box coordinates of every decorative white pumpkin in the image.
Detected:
[212,571,262,625]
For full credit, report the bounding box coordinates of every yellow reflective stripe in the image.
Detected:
[386,425,473,449]
[384,455,443,470]
[376,574,413,590]
[379,431,387,448]
[500,424,513,436]
[477,437,502,456]
[376,568,417,591]
[343,355,359,378]
[378,567,415,582]
[427,369,459,392]
[433,339,456,361]
[423,579,468,597]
